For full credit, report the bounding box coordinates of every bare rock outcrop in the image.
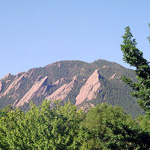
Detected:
[103,65,109,68]
[1,73,25,97]
[75,69,101,105]
[0,82,2,93]
[53,78,66,85]
[1,73,11,81]
[28,70,34,78]
[109,73,116,80]
[15,76,48,107]
[47,76,77,101]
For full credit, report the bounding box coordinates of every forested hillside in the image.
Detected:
[0,59,144,117]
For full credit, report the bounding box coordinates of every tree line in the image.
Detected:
[0,100,150,150]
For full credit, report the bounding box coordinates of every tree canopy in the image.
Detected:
[120,26,150,111]
[1,101,150,149]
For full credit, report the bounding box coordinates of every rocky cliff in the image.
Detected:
[15,76,48,107]
[46,76,77,101]
[75,69,101,105]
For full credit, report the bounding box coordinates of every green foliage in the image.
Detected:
[0,100,84,150]
[80,104,150,150]
[0,101,150,149]
[137,114,150,133]
[121,26,150,111]
[90,76,144,118]
[0,104,14,117]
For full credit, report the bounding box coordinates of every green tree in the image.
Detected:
[0,100,84,150]
[80,104,150,150]
[0,104,14,118]
[120,26,150,111]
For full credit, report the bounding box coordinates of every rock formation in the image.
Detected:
[15,76,48,107]
[1,73,11,81]
[75,69,101,105]
[109,73,116,80]
[0,82,2,93]
[0,59,143,117]
[47,76,77,101]
[0,73,25,98]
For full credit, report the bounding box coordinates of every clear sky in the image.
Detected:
[0,0,150,79]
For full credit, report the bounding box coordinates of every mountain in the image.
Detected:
[0,59,144,117]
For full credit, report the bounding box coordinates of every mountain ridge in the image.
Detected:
[0,59,144,117]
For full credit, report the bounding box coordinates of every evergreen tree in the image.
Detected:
[120,26,150,111]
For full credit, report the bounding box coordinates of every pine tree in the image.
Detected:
[121,26,150,111]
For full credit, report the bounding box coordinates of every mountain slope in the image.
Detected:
[0,59,144,117]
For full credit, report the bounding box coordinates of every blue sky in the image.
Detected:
[0,1,150,79]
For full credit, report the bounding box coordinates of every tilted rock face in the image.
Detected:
[0,82,2,93]
[1,73,11,81]
[15,76,48,107]
[46,76,77,101]
[109,73,116,80]
[75,69,101,105]
[0,73,25,98]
